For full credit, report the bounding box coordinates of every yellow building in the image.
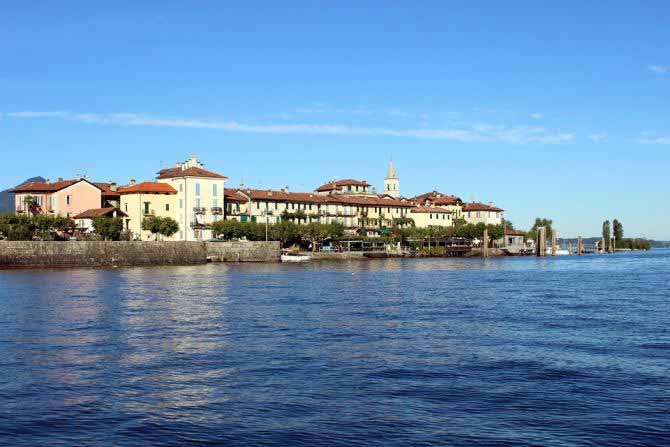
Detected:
[231,187,414,236]
[156,155,228,241]
[412,191,464,221]
[119,182,178,240]
[410,206,454,228]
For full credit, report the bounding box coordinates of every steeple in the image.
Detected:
[387,158,396,179]
[383,158,400,198]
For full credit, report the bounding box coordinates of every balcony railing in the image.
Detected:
[193,207,206,215]
[211,207,223,215]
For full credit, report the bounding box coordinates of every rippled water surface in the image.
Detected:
[1,251,669,446]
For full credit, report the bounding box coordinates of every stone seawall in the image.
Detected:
[205,241,280,262]
[0,241,207,268]
[0,240,281,268]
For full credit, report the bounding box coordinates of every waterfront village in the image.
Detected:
[8,154,533,255]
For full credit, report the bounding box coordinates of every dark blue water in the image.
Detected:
[1,251,669,446]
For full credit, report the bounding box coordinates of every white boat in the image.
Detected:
[281,251,312,262]
[546,245,570,256]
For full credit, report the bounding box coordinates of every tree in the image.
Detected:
[527,218,553,244]
[93,217,124,241]
[602,220,611,251]
[0,213,35,240]
[613,219,624,243]
[142,216,179,240]
[158,217,179,239]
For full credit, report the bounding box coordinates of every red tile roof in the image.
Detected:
[9,179,101,193]
[463,202,504,212]
[224,188,248,203]
[157,166,227,179]
[410,206,453,214]
[94,183,121,197]
[118,182,177,195]
[73,207,128,219]
[238,189,414,208]
[315,179,370,192]
[412,191,462,205]
[505,228,526,236]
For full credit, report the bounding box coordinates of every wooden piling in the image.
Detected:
[551,231,557,256]
[483,229,489,257]
[577,236,582,255]
[537,226,546,256]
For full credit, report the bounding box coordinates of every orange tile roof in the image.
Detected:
[10,179,102,193]
[73,207,127,219]
[410,206,454,214]
[157,166,227,179]
[505,228,526,236]
[240,188,414,208]
[224,188,248,203]
[315,179,370,192]
[94,182,121,197]
[463,202,504,212]
[118,182,177,195]
[412,191,462,205]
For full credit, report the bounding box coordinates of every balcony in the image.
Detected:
[193,207,206,215]
[211,207,223,215]
[190,222,212,230]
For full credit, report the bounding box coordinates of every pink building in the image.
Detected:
[10,178,117,219]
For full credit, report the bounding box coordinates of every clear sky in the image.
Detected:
[1,1,669,239]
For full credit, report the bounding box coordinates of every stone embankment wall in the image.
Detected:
[0,241,281,268]
[0,241,207,267]
[205,241,280,262]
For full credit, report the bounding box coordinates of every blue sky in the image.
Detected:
[2,1,669,238]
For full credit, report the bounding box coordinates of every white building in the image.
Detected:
[156,155,227,241]
[462,202,504,225]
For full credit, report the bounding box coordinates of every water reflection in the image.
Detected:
[0,251,669,446]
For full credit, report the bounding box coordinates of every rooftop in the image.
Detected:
[118,182,178,195]
[73,207,128,219]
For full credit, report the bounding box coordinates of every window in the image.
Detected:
[212,184,218,196]
[49,196,55,210]
[124,203,128,212]
[179,199,183,209]
[274,202,278,210]
[235,203,240,211]
[165,204,170,211]
[195,183,201,196]
[348,185,352,191]
[66,195,72,205]
[144,202,150,214]
[430,214,433,219]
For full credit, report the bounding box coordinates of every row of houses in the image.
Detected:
[10,155,504,241]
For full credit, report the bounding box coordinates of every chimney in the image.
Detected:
[109,182,117,191]
[281,186,289,193]
[130,179,136,185]
[58,177,63,182]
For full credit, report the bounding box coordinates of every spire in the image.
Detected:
[387,158,396,179]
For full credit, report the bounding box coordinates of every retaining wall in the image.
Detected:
[205,241,280,262]
[0,241,207,267]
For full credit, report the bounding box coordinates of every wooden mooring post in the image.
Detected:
[551,231,557,256]
[483,229,489,258]
[536,226,546,256]
[577,236,582,255]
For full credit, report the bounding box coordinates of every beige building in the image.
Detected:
[229,184,414,236]
[119,182,178,240]
[156,155,228,241]
[462,202,504,225]
[410,206,454,228]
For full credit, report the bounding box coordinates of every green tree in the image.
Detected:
[158,217,179,239]
[93,217,124,241]
[527,218,554,244]
[0,213,36,240]
[602,220,611,251]
[613,219,624,243]
[141,216,162,240]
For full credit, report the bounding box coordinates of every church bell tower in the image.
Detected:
[383,159,400,198]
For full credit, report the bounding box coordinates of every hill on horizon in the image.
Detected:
[0,176,45,214]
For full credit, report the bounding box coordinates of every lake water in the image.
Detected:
[1,251,669,446]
